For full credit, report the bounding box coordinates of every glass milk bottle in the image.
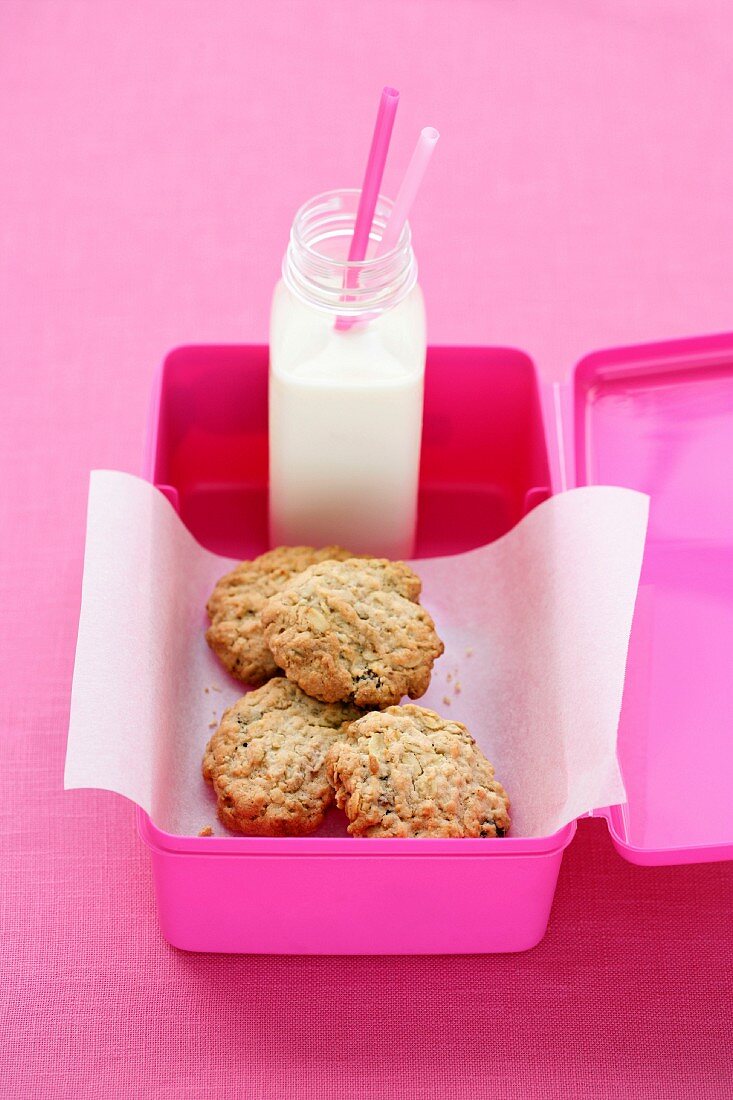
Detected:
[269,189,426,559]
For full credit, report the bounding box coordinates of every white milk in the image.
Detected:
[268,190,426,559]
[269,279,426,558]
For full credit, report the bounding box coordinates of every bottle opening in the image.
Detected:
[283,189,417,317]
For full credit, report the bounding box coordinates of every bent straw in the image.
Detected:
[377,126,439,256]
[336,86,399,330]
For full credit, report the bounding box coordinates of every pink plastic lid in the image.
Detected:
[572,332,733,866]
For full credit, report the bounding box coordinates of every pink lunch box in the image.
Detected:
[139,336,733,954]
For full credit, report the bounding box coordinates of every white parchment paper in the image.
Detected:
[65,472,648,837]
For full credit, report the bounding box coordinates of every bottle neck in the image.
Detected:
[283,189,417,319]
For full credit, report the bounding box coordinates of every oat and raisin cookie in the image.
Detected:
[202,677,361,836]
[261,558,444,708]
[206,545,354,685]
[327,704,510,838]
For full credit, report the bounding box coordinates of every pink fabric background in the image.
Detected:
[1,2,732,1096]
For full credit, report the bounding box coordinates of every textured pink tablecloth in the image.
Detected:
[1,2,732,1097]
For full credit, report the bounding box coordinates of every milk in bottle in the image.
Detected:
[269,190,426,558]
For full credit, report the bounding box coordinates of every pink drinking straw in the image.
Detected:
[376,126,440,256]
[340,126,440,329]
[335,86,399,330]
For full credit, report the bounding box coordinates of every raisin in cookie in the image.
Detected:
[206,545,354,685]
[327,704,510,838]
[261,558,444,708]
[202,677,361,836]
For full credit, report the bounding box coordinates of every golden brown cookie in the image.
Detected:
[327,704,510,838]
[202,678,361,836]
[261,558,444,708]
[205,545,354,685]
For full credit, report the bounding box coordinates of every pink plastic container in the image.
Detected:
[139,337,733,952]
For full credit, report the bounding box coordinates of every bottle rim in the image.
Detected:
[291,188,411,266]
[283,188,417,317]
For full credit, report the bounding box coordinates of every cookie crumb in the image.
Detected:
[198,826,213,837]
[454,681,462,694]
[442,695,451,706]
[208,720,217,729]
[465,647,473,657]
[211,684,222,693]
[204,687,209,694]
